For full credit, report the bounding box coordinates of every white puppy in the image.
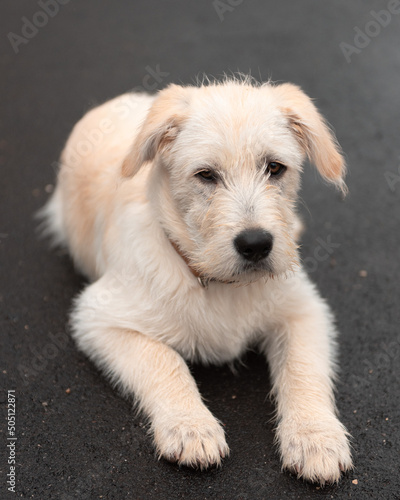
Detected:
[40,77,352,484]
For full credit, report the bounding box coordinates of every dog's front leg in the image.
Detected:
[72,322,229,468]
[261,279,353,484]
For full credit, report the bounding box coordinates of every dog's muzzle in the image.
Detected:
[169,229,274,289]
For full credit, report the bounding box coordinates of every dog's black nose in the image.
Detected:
[234,229,273,262]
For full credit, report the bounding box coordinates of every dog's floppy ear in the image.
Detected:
[122,84,192,178]
[274,83,347,193]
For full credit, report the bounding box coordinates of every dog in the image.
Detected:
[40,76,353,484]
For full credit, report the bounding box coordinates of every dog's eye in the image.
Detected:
[266,162,286,177]
[196,170,218,183]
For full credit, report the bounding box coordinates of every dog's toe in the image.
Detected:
[278,417,353,485]
[153,412,229,469]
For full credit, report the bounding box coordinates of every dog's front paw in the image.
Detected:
[277,417,353,484]
[152,411,229,469]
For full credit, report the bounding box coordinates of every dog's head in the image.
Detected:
[122,79,346,284]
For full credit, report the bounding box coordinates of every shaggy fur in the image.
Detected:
[40,77,352,484]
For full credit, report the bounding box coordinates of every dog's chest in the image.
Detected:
[161,282,269,364]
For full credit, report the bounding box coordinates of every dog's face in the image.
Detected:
[122,80,346,284]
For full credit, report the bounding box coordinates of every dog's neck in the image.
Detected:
[169,239,209,288]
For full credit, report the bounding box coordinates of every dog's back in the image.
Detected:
[39,92,154,279]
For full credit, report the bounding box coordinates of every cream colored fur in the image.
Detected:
[40,78,352,484]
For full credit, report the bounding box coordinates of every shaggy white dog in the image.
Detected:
[40,77,352,484]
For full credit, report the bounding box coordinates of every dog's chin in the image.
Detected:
[205,257,299,285]
[206,262,276,285]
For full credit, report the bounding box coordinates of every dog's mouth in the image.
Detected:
[232,261,274,280]
[230,262,271,277]
[200,261,275,287]
[210,257,299,286]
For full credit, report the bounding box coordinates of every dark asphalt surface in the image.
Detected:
[1,1,400,498]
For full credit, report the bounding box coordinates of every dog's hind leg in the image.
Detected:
[70,291,229,469]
